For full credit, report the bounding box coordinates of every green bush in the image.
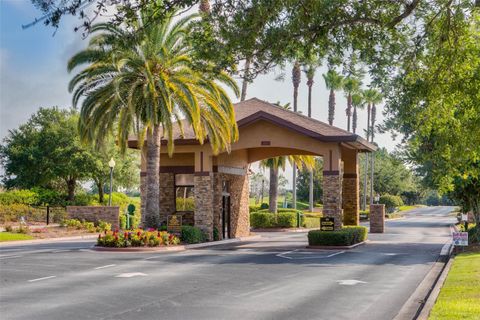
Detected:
[250,211,299,228]
[379,194,404,213]
[468,224,479,244]
[0,190,38,205]
[249,205,261,213]
[260,203,269,210]
[302,217,320,228]
[181,226,206,244]
[308,226,368,246]
[97,220,112,232]
[65,218,83,229]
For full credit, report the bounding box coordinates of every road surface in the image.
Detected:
[0,206,455,320]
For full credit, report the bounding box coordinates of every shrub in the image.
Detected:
[308,226,368,246]
[17,224,30,234]
[181,226,206,244]
[213,227,219,241]
[0,190,39,205]
[276,212,297,228]
[97,220,112,232]
[4,225,13,232]
[65,219,83,229]
[250,212,275,228]
[83,221,96,233]
[0,204,33,223]
[259,203,269,210]
[379,194,404,213]
[468,224,479,244]
[249,205,261,213]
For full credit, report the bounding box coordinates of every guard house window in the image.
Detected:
[175,174,195,212]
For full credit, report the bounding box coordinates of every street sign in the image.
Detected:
[320,217,335,231]
[167,215,182,233]
[453,232,468,246]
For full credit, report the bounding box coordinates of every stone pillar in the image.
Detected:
[159,172,175,225]
[230,173,250,238]
[323,148,343,230]
[342,149,359,226]
[370,204,385,233]
[194,173,214,240]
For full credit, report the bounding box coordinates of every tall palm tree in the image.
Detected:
[351,92,364,134]
[291,61,301,209]
[68,11,239,228]
[361,88,380,209]
[304,62,317,212]
[343,77,360,132]
[260,155,315,214]
[369,90,383,205]
[322,69,344,126]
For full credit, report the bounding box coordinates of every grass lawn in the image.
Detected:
[429,252,480,320]
[0,232,34,242]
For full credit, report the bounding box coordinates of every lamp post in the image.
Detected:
[108,157,116,206]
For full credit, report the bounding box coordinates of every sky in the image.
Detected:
[0,1,403,185]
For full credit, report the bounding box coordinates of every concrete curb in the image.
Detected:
[0,234,99,247]
[416,256,455,320]
[251,228,315,233]
[393,239,453,320]
[306,241,367,250]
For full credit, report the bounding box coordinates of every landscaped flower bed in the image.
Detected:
[97,229,180,248]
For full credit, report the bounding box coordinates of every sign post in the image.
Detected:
[167,215,182,234]
[453,232,468,247]
[320,217,335,231]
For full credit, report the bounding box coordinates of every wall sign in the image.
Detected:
[167,215,182,234]
[320,217,335,231]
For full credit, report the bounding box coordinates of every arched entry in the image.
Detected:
[129,98,375,240]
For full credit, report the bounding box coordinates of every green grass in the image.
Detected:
[429,252,480,320]
[0,232,34,242]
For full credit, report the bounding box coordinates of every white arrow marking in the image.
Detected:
[28,276,56,282]
[115,272,147,278]
[337,280,367,286]
[94,264,116,270]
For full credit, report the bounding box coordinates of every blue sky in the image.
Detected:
[0,1,400,183]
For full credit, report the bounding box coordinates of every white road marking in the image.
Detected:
[276,249,345,260]
[383,253,398,256]
[0,255,22,259]
[115,272,147,278]
[28,276,56,282]
[52,250,71,253]
[337,279,367,286]
[94,264,116,270]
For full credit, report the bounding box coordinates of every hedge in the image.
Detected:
[308,226,368,246]
[379,194,404,213]
[250,211,300,228]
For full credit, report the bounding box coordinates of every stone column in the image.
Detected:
[342,149,359,226]
[230,173,250,238]
[194,150,214,240]
[322,148,343,230]
[159,172,175,225]
[194,173,214,240]
[370,204,385,233]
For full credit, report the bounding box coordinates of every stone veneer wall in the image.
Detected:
[342,176,359,226]
[67,206,120,229]
[194,174,214,240]
[323,173,343,230]
[212,172,250,239]
[159,172,175,225]
[370,204,385,233]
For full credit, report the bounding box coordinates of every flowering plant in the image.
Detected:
[97,228,180,247]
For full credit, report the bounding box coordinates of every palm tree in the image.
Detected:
[68,11,239,228]
[304,62,317,212]
[369,90,383,205]
[260,155,315,214]
[322,69,344,126]
[343,77,360,132]
[351,92,364,134]
[291,61,301,209]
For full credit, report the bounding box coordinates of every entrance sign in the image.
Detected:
[453,232,468,246]
[320,217,335,231]
[167,215,182,233]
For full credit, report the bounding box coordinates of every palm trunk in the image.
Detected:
[307,81,313,117]
[307,79,314,212]
[328,89,335,125]
[309,170,314,212]
[346,93,352,132]
[352,105,358,134]
[362,103,371,210]
[269,166,278,214]
[240,57,251,101]
[369,104,377,205]
[144,124,161,228]
[292,166,297,210]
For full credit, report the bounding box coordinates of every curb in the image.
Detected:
[393,238,453,320]
[251,228,315,233]
[416,256,455,320]
[0,234,99,247]
[306,240,367,250]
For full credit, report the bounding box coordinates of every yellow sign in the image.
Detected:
[167,215,182,233]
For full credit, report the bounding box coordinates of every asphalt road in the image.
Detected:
[0,206,455,320]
